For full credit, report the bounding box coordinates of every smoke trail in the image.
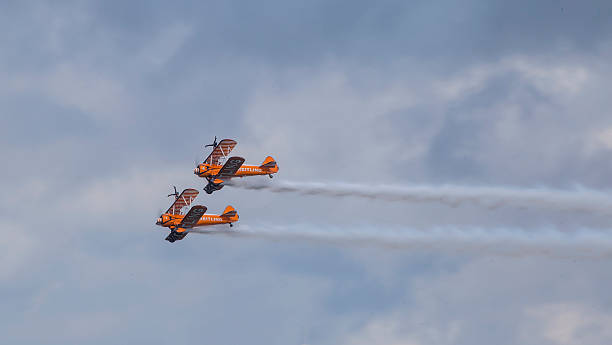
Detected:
[227,179,612,216]
[191,223,612,259]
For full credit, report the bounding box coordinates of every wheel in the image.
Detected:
[229,223,233,227]
[269,174,273,178]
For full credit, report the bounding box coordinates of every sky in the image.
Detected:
[2,1,612,344]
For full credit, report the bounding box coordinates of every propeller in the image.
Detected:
[194,157,201,171]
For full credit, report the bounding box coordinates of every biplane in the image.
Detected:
[194,137,279,194]
[156,187,239,243]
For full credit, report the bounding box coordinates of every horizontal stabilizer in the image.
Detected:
[259,156,277,169]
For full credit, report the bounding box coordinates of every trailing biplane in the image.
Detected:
[156,187,239,243]
[194,137,279,194]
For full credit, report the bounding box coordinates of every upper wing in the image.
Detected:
[217,156,245,178]
[166,188,199,215]
[204,139,237,165]
[178,205,207,229]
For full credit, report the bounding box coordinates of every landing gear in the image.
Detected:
[269,174,273,178]
[229,223,233,227]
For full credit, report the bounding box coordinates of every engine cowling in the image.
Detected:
[194,164,213,176]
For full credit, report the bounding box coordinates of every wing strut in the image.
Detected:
[166,189,200,215]
[204,139,237,165]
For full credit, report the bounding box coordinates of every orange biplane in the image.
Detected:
[194,138,279,194]
[156,187,239,242]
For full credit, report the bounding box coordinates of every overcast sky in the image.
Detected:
[2,1,612,344]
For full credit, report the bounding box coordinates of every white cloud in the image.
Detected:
[586,127,612,153]
[241,68,428,182]
[435,56,592,102]
[510,57,591,96]
[521,303,612,345]
[343,317,422,345]
[240,51,612,188]
[341,313,462,345]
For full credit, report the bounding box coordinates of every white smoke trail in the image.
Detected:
[214,180,612,257]
[227,179,612,216]
[191,223,612,259]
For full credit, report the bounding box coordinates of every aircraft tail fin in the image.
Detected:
[220,205,238,218]
[259,156,277,169]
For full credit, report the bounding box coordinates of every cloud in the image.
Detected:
[2,1,612,344]
[521,303,612,345]
[240,69,415,181]
[342,316,425,345]
[587,127,612,153]
[238,47,612,189]
[334,256,612,345]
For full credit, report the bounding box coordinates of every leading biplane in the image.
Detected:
[194,137,279,194]
[156,187,239,243]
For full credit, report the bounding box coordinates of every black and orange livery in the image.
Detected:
[194,139,279,194]
[155,138,277,242]
[156,188,239,243]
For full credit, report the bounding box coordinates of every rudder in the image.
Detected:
[259,156,277,169]
[221,205,238,218]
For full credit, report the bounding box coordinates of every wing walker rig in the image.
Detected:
[155,138,279,243]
